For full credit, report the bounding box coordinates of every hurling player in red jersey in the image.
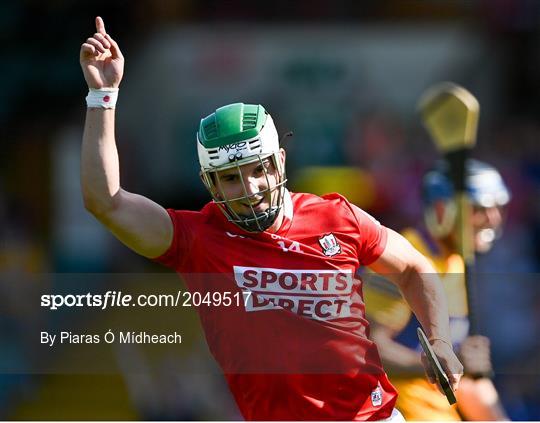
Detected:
[80,17,463,421]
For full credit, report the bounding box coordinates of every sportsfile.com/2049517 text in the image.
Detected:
[40,291,252,310]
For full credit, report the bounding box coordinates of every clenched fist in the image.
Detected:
[80,16,124,89]
[421,338,463,394]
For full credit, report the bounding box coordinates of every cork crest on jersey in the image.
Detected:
[318,233,342,257]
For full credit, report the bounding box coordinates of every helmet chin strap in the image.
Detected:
[237,206,281,232]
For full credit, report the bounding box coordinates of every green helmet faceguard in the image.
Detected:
[197,103,287,232]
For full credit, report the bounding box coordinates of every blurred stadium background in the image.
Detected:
[2,0,540,419]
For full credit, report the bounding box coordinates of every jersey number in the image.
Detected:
[277,240,302,253]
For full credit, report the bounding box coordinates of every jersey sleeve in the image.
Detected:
[348,204,388,266]
[153,209,196,271]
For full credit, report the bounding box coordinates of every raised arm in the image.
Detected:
[80,17,172,258]
[368,228,463,392]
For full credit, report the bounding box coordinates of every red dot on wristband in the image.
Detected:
[103,95,110,102]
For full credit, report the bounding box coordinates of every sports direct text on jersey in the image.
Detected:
[234,266,354,320]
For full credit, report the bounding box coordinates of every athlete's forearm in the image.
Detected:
[369,228,462,389]
[399,257,452,344]
[368,229,452,343]
[81,108,121,216]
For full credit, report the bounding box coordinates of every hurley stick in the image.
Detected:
[418,82,480,335]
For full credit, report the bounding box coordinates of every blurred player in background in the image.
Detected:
[364,158,510,420]
[80,17,463,420]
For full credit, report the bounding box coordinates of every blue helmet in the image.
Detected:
[422,159,511,240]
[422,159,511,208]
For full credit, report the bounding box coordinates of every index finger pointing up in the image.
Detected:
[95,16,106,34]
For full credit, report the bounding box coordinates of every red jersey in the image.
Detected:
[155,191,398,420]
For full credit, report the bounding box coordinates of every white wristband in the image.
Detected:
[86,87,119,109]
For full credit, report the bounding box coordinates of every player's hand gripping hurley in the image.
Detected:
[417,328,457,405]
